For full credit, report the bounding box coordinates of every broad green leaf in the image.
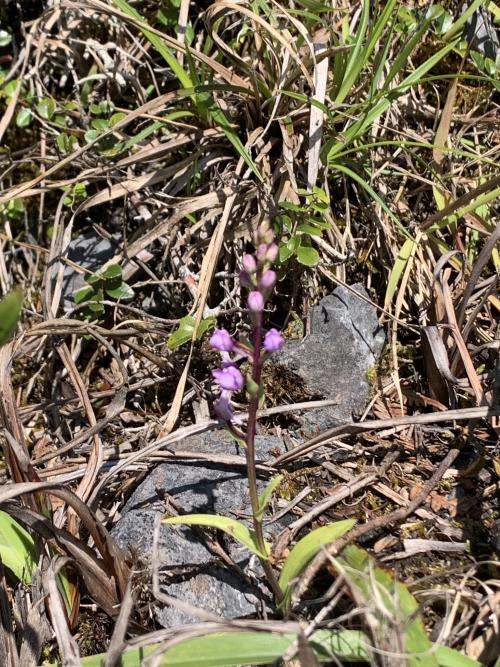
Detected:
[434,646,482,667]
[296,244,320,267]
[0,510,37,584]
[163,514,270,559]
[0,289,22,347]
[15,107,32,128]
[105,283,135,300]
[278,519,356,609]
[167,315,216,350]
[73,628,369,667]
[36,97,56,120]
[384,237,417,310]
[256,474,283,520]
[338,545,438,667]
[110,112,127,126]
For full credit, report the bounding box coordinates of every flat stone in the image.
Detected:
[61,232,116,311]
[275,284,385,435]
[111,431,285,627]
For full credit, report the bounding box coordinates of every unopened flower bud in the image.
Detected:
[266,243,278,263]
[242,254,257,274]
[248,290,264,312]
[260,270,276,292]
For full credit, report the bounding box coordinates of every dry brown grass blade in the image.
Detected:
[56,342,103,509]
[103,578,134,667]
[456,221,500,329]
[71,0,250,89]
[307,35,329,192]
[104,187,236,269]
[273,405,500,465]
[43,558,81,667]
[0,562,18,667]
[0,482,130,597]
[435,266,485,404]
[5,502,120,616]
[206,1,313,85]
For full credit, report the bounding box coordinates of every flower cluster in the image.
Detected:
[210,223,284,422]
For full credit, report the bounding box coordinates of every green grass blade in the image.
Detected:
[111,0,191,88]
[335,0,370,104]
[0,510,37,584]
[384,237,417,310]
[331,162,411,239]
[162,514,269,559]
[278,519,356,610]
[110,0,262,181]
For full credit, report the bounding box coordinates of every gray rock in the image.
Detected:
[112,431,285,627]
[275,284,385,434]
[62,232,116,311]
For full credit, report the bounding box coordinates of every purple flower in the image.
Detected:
[263,328,284,353]
[209,328,235,352]
[260,270,276,291]
[242,254,257,273]
[248,290,264,312]
[214,391,234,422]
[212,365,245,391]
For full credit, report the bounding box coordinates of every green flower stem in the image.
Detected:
[246,310,283,604]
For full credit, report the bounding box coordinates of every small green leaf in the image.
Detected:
[256,474,283,520]
[84,129,101,143]
[167,315,216,350]
[110,112,127,126]
[296,244,320,267]
[279,519,356,610]
[0,289,22,347]
[0,510,37,584]
[279,242,295,263]
[105,283,135,300]
[99,263,122,287]
[56,132,78,155]
[163,514,270,559]
[15,107,32,128]
[36,97,56,120]
[74,285,95,304]
[91,118,109,132]
[296,223,323,236]
[0,30,12,47]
